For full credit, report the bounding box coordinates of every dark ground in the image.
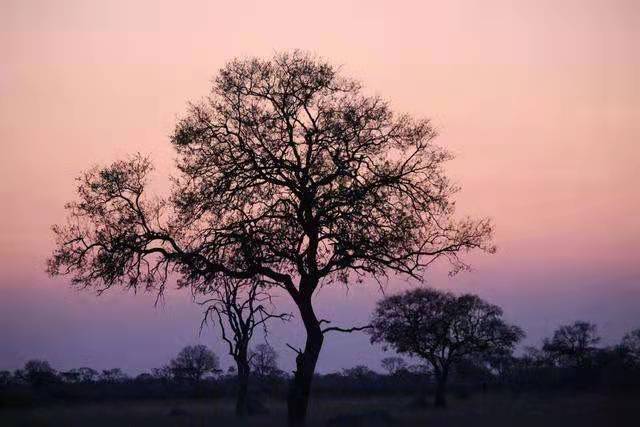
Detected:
[1,392,637,426]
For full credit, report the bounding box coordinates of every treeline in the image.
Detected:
[0,344,282,407]
[494,322,640,391]
[2,321,640,409]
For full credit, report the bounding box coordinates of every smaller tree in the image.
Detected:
[22,360,58,387]
[381,357,407,375]
[620,328,640,366]
[370,288,523,407]
[76,367,99,383]
[151,365,173,382]
[0,370,12,386]
[520,346,551,368]
[250,343,280,378]
[100,368,128,383]
[134,373,154,383]
[202,278,290,417]
[169,345,220,382]
[542,321,600,368]
[58,367,98,383]
[342,365,376,380]
[60,370,81,383]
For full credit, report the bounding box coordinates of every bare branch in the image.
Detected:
[322,324,373,335]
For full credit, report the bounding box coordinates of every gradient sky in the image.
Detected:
[1,0,639,375]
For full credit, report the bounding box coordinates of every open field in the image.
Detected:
[1,392,637,427]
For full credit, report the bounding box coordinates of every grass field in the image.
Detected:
[1,392,637,426]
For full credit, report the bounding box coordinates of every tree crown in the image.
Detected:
[370,288,524,371]
[48,51,494,303]
[169,344,220,381]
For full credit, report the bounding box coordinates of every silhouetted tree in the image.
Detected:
[60,370,81,383]
[543,321,600,368]
[370,288,523,407]
[381,356,407,375]
[21,360,58,387]
[76,367,99,383]
[60,367,98,383]
[151,365,173,380]
[620,328,640,366]
[342,365,376,380]
[100,368,128,383]
[169,345,219,382]
[520,346,551,368]
[250,343,280,378]
[134,373,154,383]
[202,278,290,416]
[0,370,11,386]
[47,51,494,426]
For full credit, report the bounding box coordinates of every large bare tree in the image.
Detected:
[48,51,494,426]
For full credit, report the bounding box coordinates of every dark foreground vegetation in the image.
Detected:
[1,393,637,427]
[2,322,640,426]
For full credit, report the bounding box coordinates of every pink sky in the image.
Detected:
[1,0,638,373]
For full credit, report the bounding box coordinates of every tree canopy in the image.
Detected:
[369,287,523,406]
[48,51,494,299]
[47,51,495,426]
[250,343,280,378]
[542,321,600,368]
[169,344,220,382]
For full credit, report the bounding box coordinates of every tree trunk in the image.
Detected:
[434,368,448,408]
[287,297,324,427]
[235,359,250,417]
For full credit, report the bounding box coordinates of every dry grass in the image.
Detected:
[0,392,637,426]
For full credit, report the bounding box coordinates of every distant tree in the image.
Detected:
[0,370,11,386]
[75,367,99,383]
[169,345,220,382]
[134,373,154,383]
[381,356,407,375]
[47,51,494,427]
[100,368,128,383]
[60,368,99,383]
[543,321,600,368]
[203,278,290,416]
[250,343,280,378]
[60,370,81,383]
[620,328,640,366]
[370,288,524,407]
[151,365,173,381]
[22,360,58,387]
[519,346,552,368]
[342,365,376,380]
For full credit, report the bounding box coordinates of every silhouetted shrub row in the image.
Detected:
[2,323,639,408]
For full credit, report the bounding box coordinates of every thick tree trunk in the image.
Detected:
[434,369,448,408]
[287,297,324,427]
[235,359,250,417]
